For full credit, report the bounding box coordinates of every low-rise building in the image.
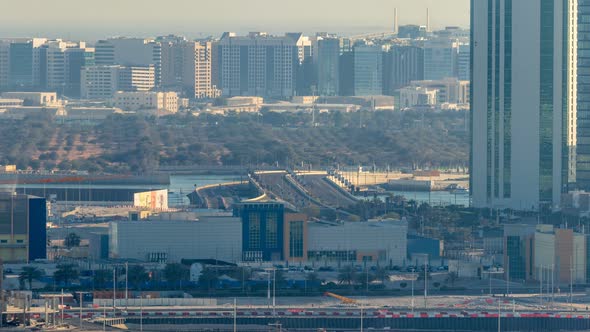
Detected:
[307,219,407,267]
[533,225,586,284]
[109,218,242,263]
[113,91,179,114]
[1,92,58,106]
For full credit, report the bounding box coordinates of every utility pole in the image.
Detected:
[140,293,143,332]
[233,298,237,332]
[424,257,428,308]
[113,268,116,313]
[125,262,129,310]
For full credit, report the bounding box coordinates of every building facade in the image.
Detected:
[0,193,46,263]
[113,91,179,113]
[307,220,407,267]
[424,38,458,80]
[353,43,384,96]
[316,37,340,96]
[234,201,285,262]
[109,218,242,263]
[217,32,299,99]
[384,45,424,94]
[95,37,162,87]
[471,0,576,210]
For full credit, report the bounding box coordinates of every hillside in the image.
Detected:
[0,110,469,173]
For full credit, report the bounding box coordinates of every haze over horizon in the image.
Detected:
[2,0,469,39]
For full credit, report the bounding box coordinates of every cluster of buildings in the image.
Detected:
[108,201,408,267]
[504,224,589,284]
[0,26,470,112]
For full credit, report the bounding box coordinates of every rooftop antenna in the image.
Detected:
[426,8,431,32]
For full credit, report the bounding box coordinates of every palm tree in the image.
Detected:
[54,264,79,287]
[19,266,44,290]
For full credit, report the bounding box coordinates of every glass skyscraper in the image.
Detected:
[471,0,577,210]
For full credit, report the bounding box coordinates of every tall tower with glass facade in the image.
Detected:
[471,0,577,210]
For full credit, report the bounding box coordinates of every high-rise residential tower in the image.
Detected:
[217,32,300,99]
[471,0,577,210]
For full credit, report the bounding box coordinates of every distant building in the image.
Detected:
[0,41,9,90]
[398,86,437,108]
[457,43,470,81]
[158,36,220,99]
[316,37,340,96]
[534,225,585,283]
[503,224,535,281]
[81,65,120,99]
[109,218,242,263]
[118,65,155,92]
[283,213,308,263]
[0,193,46,263]
[353,43,384,96]
[233,201,285,262]
[423,38,458,80]
[81,65,155,99]
[1,92,58,106]
[383,45,424,94]
[217,32,300,99]
[94,37,162,87]
[397,25,428,39]
[409,78,470,105]
[307,220,407,266]
[7,38,47,89]
[113,91,178,114]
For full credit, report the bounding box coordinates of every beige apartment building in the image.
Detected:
[112,91,178,114]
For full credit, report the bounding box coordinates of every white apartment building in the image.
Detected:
[183,41,220,99]
[113,91,179,113]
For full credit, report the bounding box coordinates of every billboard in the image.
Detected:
[133,189,168,210]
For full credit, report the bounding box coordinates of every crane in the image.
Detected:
[323,292,357,304]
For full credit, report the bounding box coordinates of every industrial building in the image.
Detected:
[307,219,407,267]
[109,217,242,263]
[0,192,46,263]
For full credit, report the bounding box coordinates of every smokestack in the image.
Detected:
[394,8,399,34]
[426,8,430,32]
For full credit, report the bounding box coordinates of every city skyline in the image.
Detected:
[1,0,469,39]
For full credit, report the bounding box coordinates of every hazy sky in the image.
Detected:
[1,0,469,39]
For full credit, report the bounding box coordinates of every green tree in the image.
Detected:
[127,265,149,290]
[164,263,188,289]
[64,233,81,248]
[54,264,79,287]
[19,266,44,290]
